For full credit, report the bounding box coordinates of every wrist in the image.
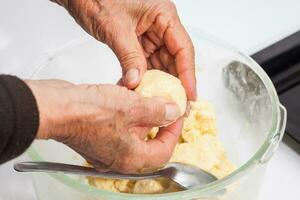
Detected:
[24,80,71,141]
[24,80,51,140]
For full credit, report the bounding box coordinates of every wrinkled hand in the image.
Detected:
[26,79,183,173]
[53,0,197,100]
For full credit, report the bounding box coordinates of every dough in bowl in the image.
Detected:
[135,70,187,116]
[87,100,236,194]
[86,70,235,194]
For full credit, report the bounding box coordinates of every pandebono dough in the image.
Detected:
[135,70,187,116]
[86,70,235,194]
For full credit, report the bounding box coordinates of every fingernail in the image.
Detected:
[125,68,139,86]
[165,104,180,121]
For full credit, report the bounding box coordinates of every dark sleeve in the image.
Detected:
[0,75,39,164]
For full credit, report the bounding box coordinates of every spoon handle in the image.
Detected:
[14,161,163,180]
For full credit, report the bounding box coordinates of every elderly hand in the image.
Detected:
[52,0,197,100]
[26,79,183,173]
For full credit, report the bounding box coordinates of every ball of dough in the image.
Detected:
[135,70,187,116]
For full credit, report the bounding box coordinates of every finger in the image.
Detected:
[164,23,197,101]
[184,101,191,117]
[129,97,181,127]
[142,118,184,168]
[158,47,178,76]
[146,31,163,47]
[142,35,158,55]
[129,126,152,140]
[150,51,164,70]
[159,46,174,67]
[176,45,197,101]
[146,59,153,70]
[111,28,147,89]
[109,119,183,173]
[166,65,178,77]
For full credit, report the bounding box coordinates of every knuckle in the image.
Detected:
[127,98,145,120]
[118,85,130,96]
[87,1,114,43]
[156,0,177,15]
[166,1,177,12]
[95,17,118,44]
[131,97,165,124]
[156,0,176,10]
[116,86,132,103]
[116,87,133,113]
[118,50,145,69]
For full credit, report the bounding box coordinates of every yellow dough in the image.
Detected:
[87,71,235,194]
[134,70,187,116]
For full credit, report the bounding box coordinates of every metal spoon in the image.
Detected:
[14,161,217,190]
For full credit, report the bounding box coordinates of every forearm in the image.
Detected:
[24,79,76,142]
[24,80,112,143]
[0,75,39,163]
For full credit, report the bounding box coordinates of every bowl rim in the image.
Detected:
[27,26,283,199]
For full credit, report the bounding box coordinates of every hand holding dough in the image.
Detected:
[135,70,187,116]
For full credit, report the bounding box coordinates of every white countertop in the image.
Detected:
[0,0,300,199]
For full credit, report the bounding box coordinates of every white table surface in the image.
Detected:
[0,0,300,199]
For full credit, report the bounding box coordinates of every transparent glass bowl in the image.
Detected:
[28,27,286,200]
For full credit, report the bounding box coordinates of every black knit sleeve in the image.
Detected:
[0,75,39,163]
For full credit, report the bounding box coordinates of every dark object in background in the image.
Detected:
[252,31,300,143]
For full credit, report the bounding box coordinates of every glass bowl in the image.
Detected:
[28,27,286,200]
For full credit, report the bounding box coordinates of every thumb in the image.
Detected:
[131,97,181,127]
[143,118,184,168]
[111,29,147,89]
